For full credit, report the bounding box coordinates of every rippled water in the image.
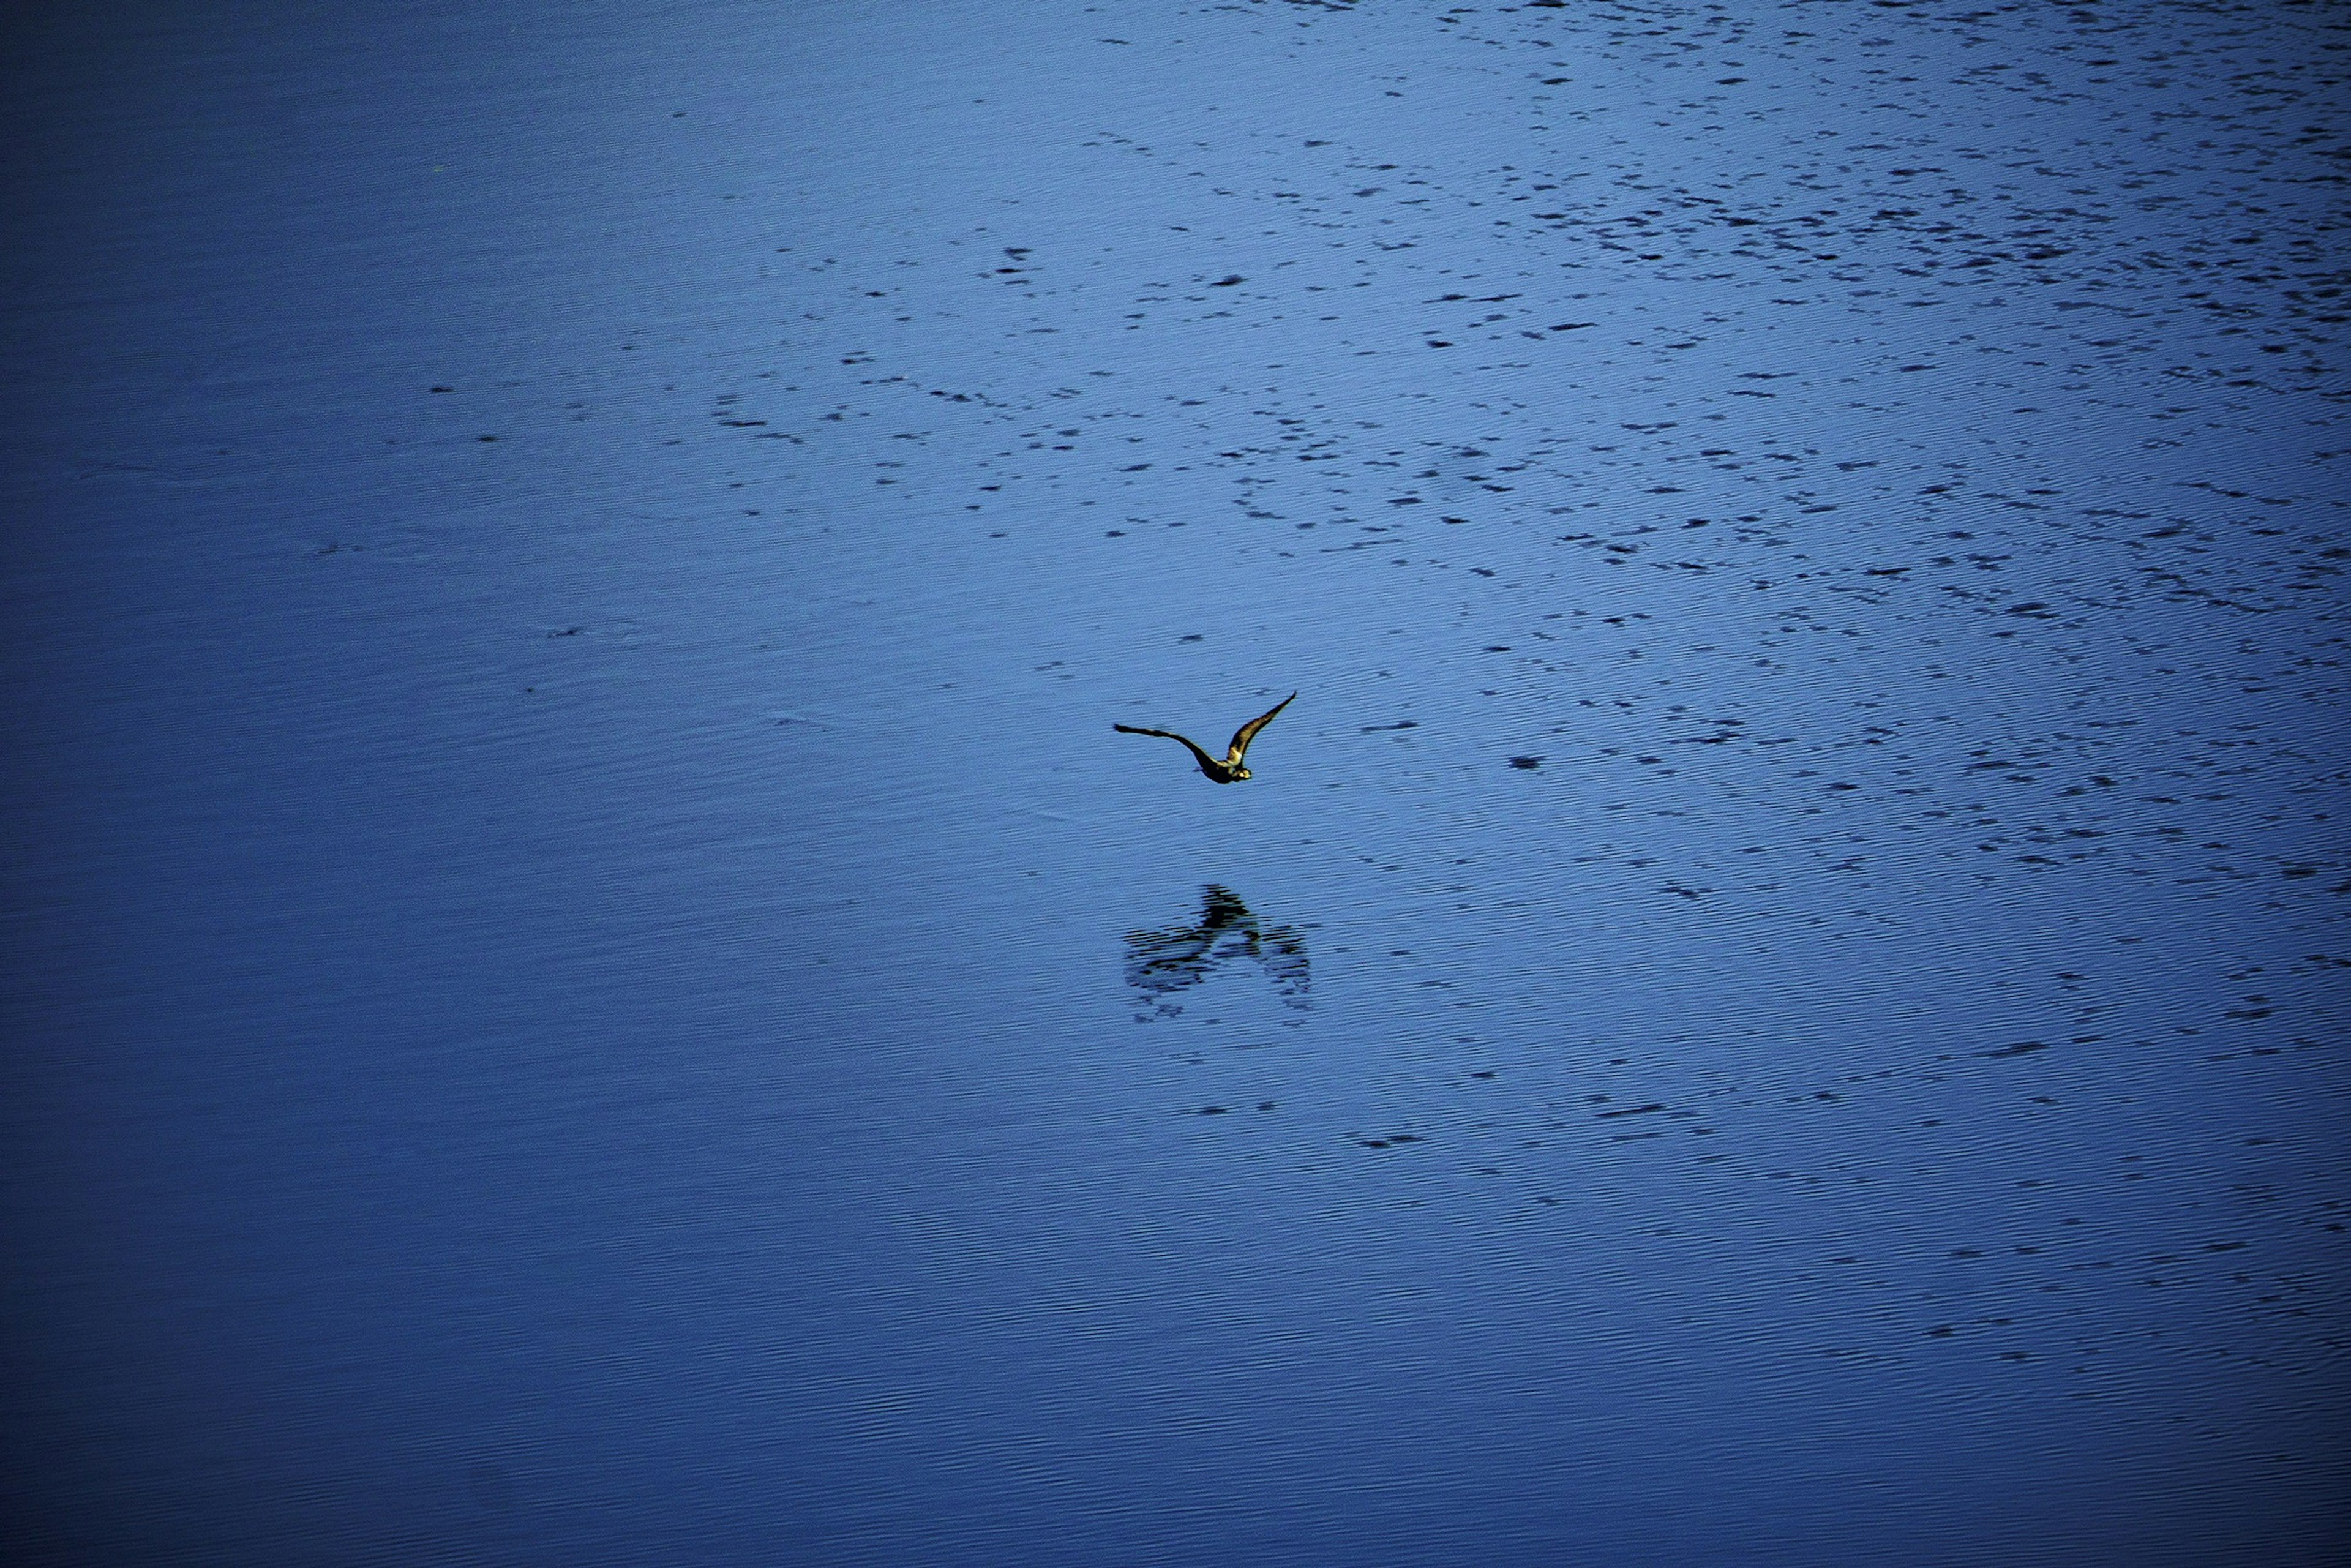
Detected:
[5,1,2344,1561]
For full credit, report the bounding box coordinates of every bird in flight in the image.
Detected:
[1115,691,1297,783]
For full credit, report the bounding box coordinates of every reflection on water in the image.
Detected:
[1123,883,1310,1022]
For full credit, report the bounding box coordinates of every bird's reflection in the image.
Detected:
[1123,883,1310,1021]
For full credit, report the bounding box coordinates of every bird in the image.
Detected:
[1114,691,1297,783]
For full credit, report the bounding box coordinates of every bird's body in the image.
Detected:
[1115,691,1296,783]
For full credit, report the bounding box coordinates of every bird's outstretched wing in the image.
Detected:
[1224,691,1298,768]
[1114,722,1226,779]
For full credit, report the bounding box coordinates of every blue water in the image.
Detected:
[4,1,2344,1562]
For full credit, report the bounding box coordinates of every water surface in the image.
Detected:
[4,1,2344,1562]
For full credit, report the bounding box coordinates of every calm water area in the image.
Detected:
[4,2,2344,1561]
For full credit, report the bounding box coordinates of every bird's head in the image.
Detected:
[1233,765,1251,781]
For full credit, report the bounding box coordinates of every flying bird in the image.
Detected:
[1115,691,1297,783]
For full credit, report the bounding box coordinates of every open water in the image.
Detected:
[4,1,2345,1561]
